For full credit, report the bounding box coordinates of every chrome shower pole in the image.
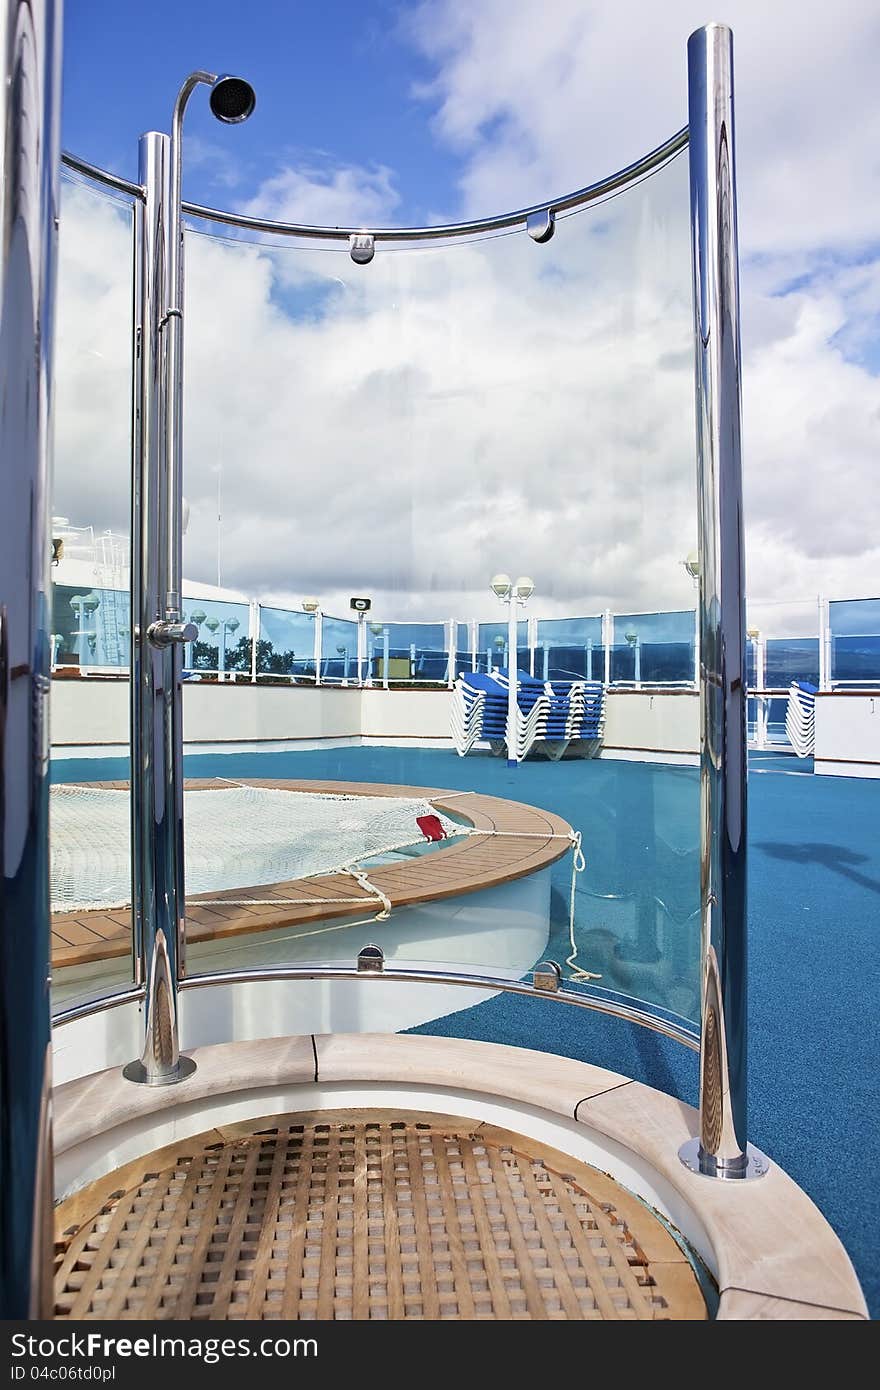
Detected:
[123,131,195,1086]
[0,0,64,1316]
[681,23,766,1180]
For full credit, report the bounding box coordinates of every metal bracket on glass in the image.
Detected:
[533,960,562,993]
[678,1139,770,1181]
[349,233,375,265]
[147,620,198,647]
[527,209,556,243]
[357,943,385,973]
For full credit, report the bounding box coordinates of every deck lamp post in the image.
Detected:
[69,592,99,666]
[490,574,534,768]
[204,615,220,673]
[187,608,206,668]
[219,616,239,678]
[625,626,641,684]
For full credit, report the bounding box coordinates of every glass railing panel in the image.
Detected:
[477,620,529,674]
[51,583,130,671]
[258,605,316,680]
[453,622,473,679]
[179,146,700,1028]
[535,616,603,682]
[746,599,820,749]
[829,596,880,685]
[183,597,251,678]
[610,610,696,684]
[321,614,359,684]
[50,172,136,1014]
[373,621,450,684]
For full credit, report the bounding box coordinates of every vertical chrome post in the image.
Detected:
[694,604,701,687]
[506,596,518,766]
[603,608,612,685]
[314,609,323,685]
[124,132,195,1086]
[0,0,64,1317]
[818,595,831,691]
[680,24,767,1181]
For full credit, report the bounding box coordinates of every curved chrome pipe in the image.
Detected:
[62,126,687,244]
[52,967,699,1051]
[61,149,144,199]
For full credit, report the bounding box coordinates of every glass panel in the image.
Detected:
[50,173,135,1014]
[610,610,696,684]
[453,622,472,679]
[830,597,880,685]
[535,615,603,682]
[183,597,250,677]
[51,583,130,670]
[477,620,529,674]
[375,621,450,684]
[321,614,359,683]
[179,147,700,1027]
[258,605,316,680]
[746,599,820,749]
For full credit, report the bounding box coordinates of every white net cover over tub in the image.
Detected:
[50,784,465,913]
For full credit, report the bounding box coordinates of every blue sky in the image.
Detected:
[62,0,460,222]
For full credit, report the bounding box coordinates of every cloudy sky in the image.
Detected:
[56,0,880,632]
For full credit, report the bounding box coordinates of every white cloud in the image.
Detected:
[53,3,880,639]
[244,161,400,227]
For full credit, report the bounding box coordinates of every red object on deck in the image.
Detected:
[416,813,446,842]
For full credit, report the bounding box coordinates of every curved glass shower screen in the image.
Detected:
[179,145,700,1029]
[50,171,137,1013]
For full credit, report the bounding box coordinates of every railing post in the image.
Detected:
[818,594,831,691]
[681,23,766,1180]
[124,132,195,1087]
[250,600,258,683]
[0,0,64,1318]
[603,608,612,685]
[314,609,322,685]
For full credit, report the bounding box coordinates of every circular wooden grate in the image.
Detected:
[54,1111,706,1320]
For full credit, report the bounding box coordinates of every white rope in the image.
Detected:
[443,817,599,983]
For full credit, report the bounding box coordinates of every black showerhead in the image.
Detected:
[209,75,256,124]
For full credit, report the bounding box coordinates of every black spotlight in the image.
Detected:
[209,74,256,125]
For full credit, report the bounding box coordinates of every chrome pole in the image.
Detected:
[123,132,195,1086]
[680,24,767,1180]
[0,0,64,1316]
[506,594,518,766]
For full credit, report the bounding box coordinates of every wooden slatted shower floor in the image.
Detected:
[53,1111,707,1320]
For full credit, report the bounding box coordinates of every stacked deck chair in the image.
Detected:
[451,668,605,760]
[785,680,817,758]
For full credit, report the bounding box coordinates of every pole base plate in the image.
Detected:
[678,1137,769,1180]
[122,1055,197,1087]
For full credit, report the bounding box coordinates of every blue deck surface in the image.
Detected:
[53,744,879,1316]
